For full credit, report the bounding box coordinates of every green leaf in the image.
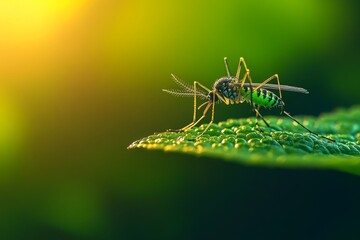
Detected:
[128,106,360,176]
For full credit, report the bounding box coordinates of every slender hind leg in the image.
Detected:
[253,74,283,113]
[249,72,283,114]
[253,74,282,99]
[283,111,335,142]
[251,72,334,142]
[251,73,334,142]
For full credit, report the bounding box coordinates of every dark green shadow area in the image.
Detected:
[129,106,360,176]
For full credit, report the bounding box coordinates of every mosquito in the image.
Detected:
[162,57,335,142]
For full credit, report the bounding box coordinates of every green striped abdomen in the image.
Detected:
[241,87,283,108]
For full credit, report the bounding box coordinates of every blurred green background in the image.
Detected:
[0,0,360,239]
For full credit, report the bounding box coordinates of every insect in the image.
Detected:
[163,57,335,142]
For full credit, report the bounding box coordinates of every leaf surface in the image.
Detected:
[128,106,360,175]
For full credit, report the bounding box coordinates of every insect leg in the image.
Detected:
[183,102,212,132]
[251,74,284,112]
[175,81,199,130]
[195,81,211,92]
[235,57,250,82]
[254,106,261,132]
[283,111,335,142]
[224,57,231,77]
[228,57,255,109]
[186,81,211,127]
[168,81,211,132]
[198,91,216,137]
[254,107,270,132]
[192,81,198,122]
[236,68,255,111]
[231,57,255,109]
[253,74,283,99]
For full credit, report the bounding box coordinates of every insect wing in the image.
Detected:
[242,83,309,94]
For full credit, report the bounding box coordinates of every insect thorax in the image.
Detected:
[213,77,240,103]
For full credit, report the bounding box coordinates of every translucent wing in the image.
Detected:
[242,83,309,94]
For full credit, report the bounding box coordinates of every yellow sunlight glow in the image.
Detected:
[0,0,87,43]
